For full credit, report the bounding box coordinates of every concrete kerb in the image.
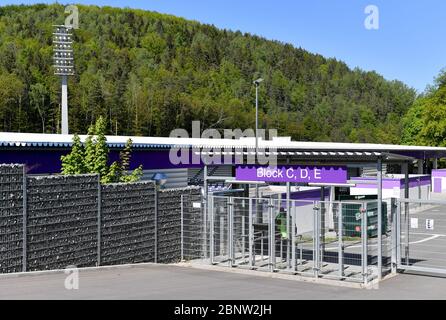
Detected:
[173,262,389,289]
[0,262,159,280]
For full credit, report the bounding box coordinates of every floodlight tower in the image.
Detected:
[53,25,74,135]
[253,78,263,200]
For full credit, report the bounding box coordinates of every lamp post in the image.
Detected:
[253,78,263,200]
[53,25,75,135]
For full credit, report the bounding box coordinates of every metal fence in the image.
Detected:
[397,199,446,274]
[185,195,398,284]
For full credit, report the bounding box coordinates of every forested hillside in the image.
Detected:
[402,70,446,146]
[0,4,416,143]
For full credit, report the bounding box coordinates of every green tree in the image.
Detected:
[93,116,109,180]
[29,83,49,133]
[117,138,143,182]
[61,117,143,183]
[0,72,24,131]
[120,165,143,183]
[102,161,120,184]
[402,69,446,146]
[84,125,96,172]
[61,134,85,174]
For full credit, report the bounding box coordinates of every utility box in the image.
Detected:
[340,201,387,238]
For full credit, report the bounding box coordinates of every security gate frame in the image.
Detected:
[206,195,386,284]
[396,198,446,275]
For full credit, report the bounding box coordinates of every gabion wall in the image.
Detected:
[157,187,201,263]
[26,175,99,271]
[100,182,156,266]
[0,164,203,274]
[181,191,205,261]
[0,164,24,273]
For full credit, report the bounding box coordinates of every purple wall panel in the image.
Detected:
[351,176,431,189]
[434,178,442,193]
[278,188,329,208]
[0,149,202,174]
[432,169,446,178]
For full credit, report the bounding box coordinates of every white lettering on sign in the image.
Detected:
[426,219,434,231]
[314,168,321,180]
[410,218,418,229]
[257,167,284,179]
[251,166,345,183]
[286,168,294,179]
[192,202,201,209]
[257,168,264,178]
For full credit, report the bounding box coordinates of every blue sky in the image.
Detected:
[2,0,446,92]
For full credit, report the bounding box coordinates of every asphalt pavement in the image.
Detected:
[0,263,445,300]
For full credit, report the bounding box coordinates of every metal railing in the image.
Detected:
[185,195,393,284]
[397,198,446,275]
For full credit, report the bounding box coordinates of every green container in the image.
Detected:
[341,201,387,238]
[275,211,288,239]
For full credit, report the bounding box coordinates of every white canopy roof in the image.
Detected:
[0,132,445,156]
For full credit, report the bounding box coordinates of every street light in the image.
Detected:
[53,25,75,135]
[253,78,263,200]
[253,78,263,160]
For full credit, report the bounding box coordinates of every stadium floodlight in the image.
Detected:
[53,25,75,135]
[253,77,264,200]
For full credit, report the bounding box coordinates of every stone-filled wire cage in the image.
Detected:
[0,164,203,274]
[0,164,25,273]
[26,174,99,271]
[100,182,156,266]
[157,187,202,263]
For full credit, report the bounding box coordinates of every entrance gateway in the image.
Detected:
[186,145,446,284]
[205,163,390,284]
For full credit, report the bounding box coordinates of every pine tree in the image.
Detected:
[119,138,132,172]
[118,138,132,180]
[93,116,109,180]
[61,134,85,174]
[121,165,143,183]
[61,117,143,184]
[84,125,96,173]
[103,161,120,184]
[117,138,144,183]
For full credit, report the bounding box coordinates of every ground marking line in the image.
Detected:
[408,235,441,245]
[324,234,445,251]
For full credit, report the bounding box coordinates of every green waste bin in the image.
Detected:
[275,211,288,239]
[341,201,387,238]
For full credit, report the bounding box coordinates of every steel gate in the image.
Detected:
[183,194,446,281]
[397,199,446,275]
[207,195,381,283]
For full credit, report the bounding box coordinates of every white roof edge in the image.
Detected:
[0,132,446,152]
